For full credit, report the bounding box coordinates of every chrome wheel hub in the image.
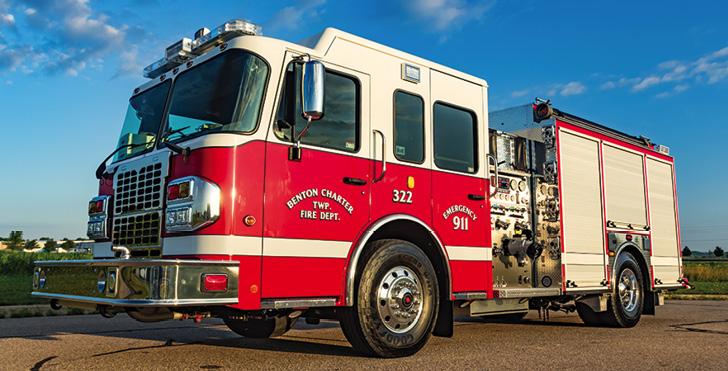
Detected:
[376,266,423,333]
[618,268,640,313]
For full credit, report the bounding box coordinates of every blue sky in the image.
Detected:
[0,0,726,251]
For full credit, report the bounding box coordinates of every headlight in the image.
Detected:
[165,176,220,232]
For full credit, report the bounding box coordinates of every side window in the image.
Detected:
[433,102,478,173]
[274,62,359,152]
[393,91,424,163]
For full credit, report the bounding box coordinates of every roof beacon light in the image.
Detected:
[143,20,262,79]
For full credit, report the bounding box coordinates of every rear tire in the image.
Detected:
[339,239,439,358]
[223,315,298,338]
[581,253,644,328]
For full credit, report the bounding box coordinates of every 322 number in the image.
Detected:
[392,190,413,204]
[453,216,469,230]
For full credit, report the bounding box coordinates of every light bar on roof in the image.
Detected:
[142,19,262,79]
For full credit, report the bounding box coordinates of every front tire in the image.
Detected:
[340,239,439,357]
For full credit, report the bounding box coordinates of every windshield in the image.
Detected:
[161,50,268,142]
[113,81,171,162]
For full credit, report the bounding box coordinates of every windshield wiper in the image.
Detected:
[95,142,152,179]
[160,126,190,142]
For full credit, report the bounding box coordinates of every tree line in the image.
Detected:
[682,245,724,258]
[1,231,80,251]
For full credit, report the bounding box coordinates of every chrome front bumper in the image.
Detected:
[32,259,239,307]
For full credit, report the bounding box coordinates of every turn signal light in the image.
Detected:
[168,184,179,200]
[202,274,228,292]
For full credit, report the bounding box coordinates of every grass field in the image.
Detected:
[0,274,48,306]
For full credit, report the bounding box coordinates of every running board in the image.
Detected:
[493,288,562,298]
[260,297,337,309]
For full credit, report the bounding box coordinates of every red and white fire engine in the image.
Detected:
[33,20,688,357]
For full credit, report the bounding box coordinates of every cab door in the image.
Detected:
[429,70,490,293]
[262,55,370,299]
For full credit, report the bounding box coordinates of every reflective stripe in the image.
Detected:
[446,246,492,261]
[263,238,350,258]
[165,235,262,256]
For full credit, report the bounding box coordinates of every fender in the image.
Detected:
[611,241,651,289]
[344,214,452,306]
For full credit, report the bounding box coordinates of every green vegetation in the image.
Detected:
[683,260,728,282]
[0,250,92,275]
[0,274,48,306]
[669,260,728,299]
[0,250,92,307]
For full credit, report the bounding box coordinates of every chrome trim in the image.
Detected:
[165,176,221,232]
[31,292,238,307]
[487,153,498,198]
[33,259,239,307]
[112,245,131,259]
[453,292,489,300]
[494,288,562,298]
[260,298,337,309]
[35,259,237,267]
[372,129,386,183]
[345,214,452,306]
[87,195,111,239]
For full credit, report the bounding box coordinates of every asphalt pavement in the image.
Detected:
[1,300,726,370]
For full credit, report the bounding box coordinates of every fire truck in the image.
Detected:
[32,20,688,357]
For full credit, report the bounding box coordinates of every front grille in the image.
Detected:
[111,154,169,250]
[112,212,161,247]
[114,162,164,214]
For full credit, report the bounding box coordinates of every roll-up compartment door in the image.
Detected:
[602,145,647,228]
[558,130,606,289]
[646,158,681,286]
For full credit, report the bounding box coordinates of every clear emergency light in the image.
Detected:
[143,19,262,79]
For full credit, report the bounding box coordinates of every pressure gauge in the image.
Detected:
[509,179,518,190]
[518,180,527,192]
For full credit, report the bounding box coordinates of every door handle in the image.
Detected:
[487,153,499,198]
[373,129,386,183]
[343,177,367,186]
[468,194,485,201]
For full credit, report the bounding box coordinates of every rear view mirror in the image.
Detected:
[301,60,325,121]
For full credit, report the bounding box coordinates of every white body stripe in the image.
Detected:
[651,256,680,266]
[165,235,262,256]
[446,246,492,261]
[263,238,350,258]
[562,252,605,265]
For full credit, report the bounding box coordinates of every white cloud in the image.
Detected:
[0,13,13,26]
[268,0,326,31]
[602,45,728,93]
[632,76,660,91]
[560,81,586,96]
[511,89,529,98]
[600,81,616,90]
[406,0,493,32]
[0,0,137,78]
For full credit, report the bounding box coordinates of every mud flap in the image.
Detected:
[432,299,453,337]
[643,291,660,315]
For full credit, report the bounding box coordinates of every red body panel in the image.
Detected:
[261,257,346,298]
[261,143,370,299]
[432,171,490,293]
[370,162,432,225]
[450,261,492,294]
